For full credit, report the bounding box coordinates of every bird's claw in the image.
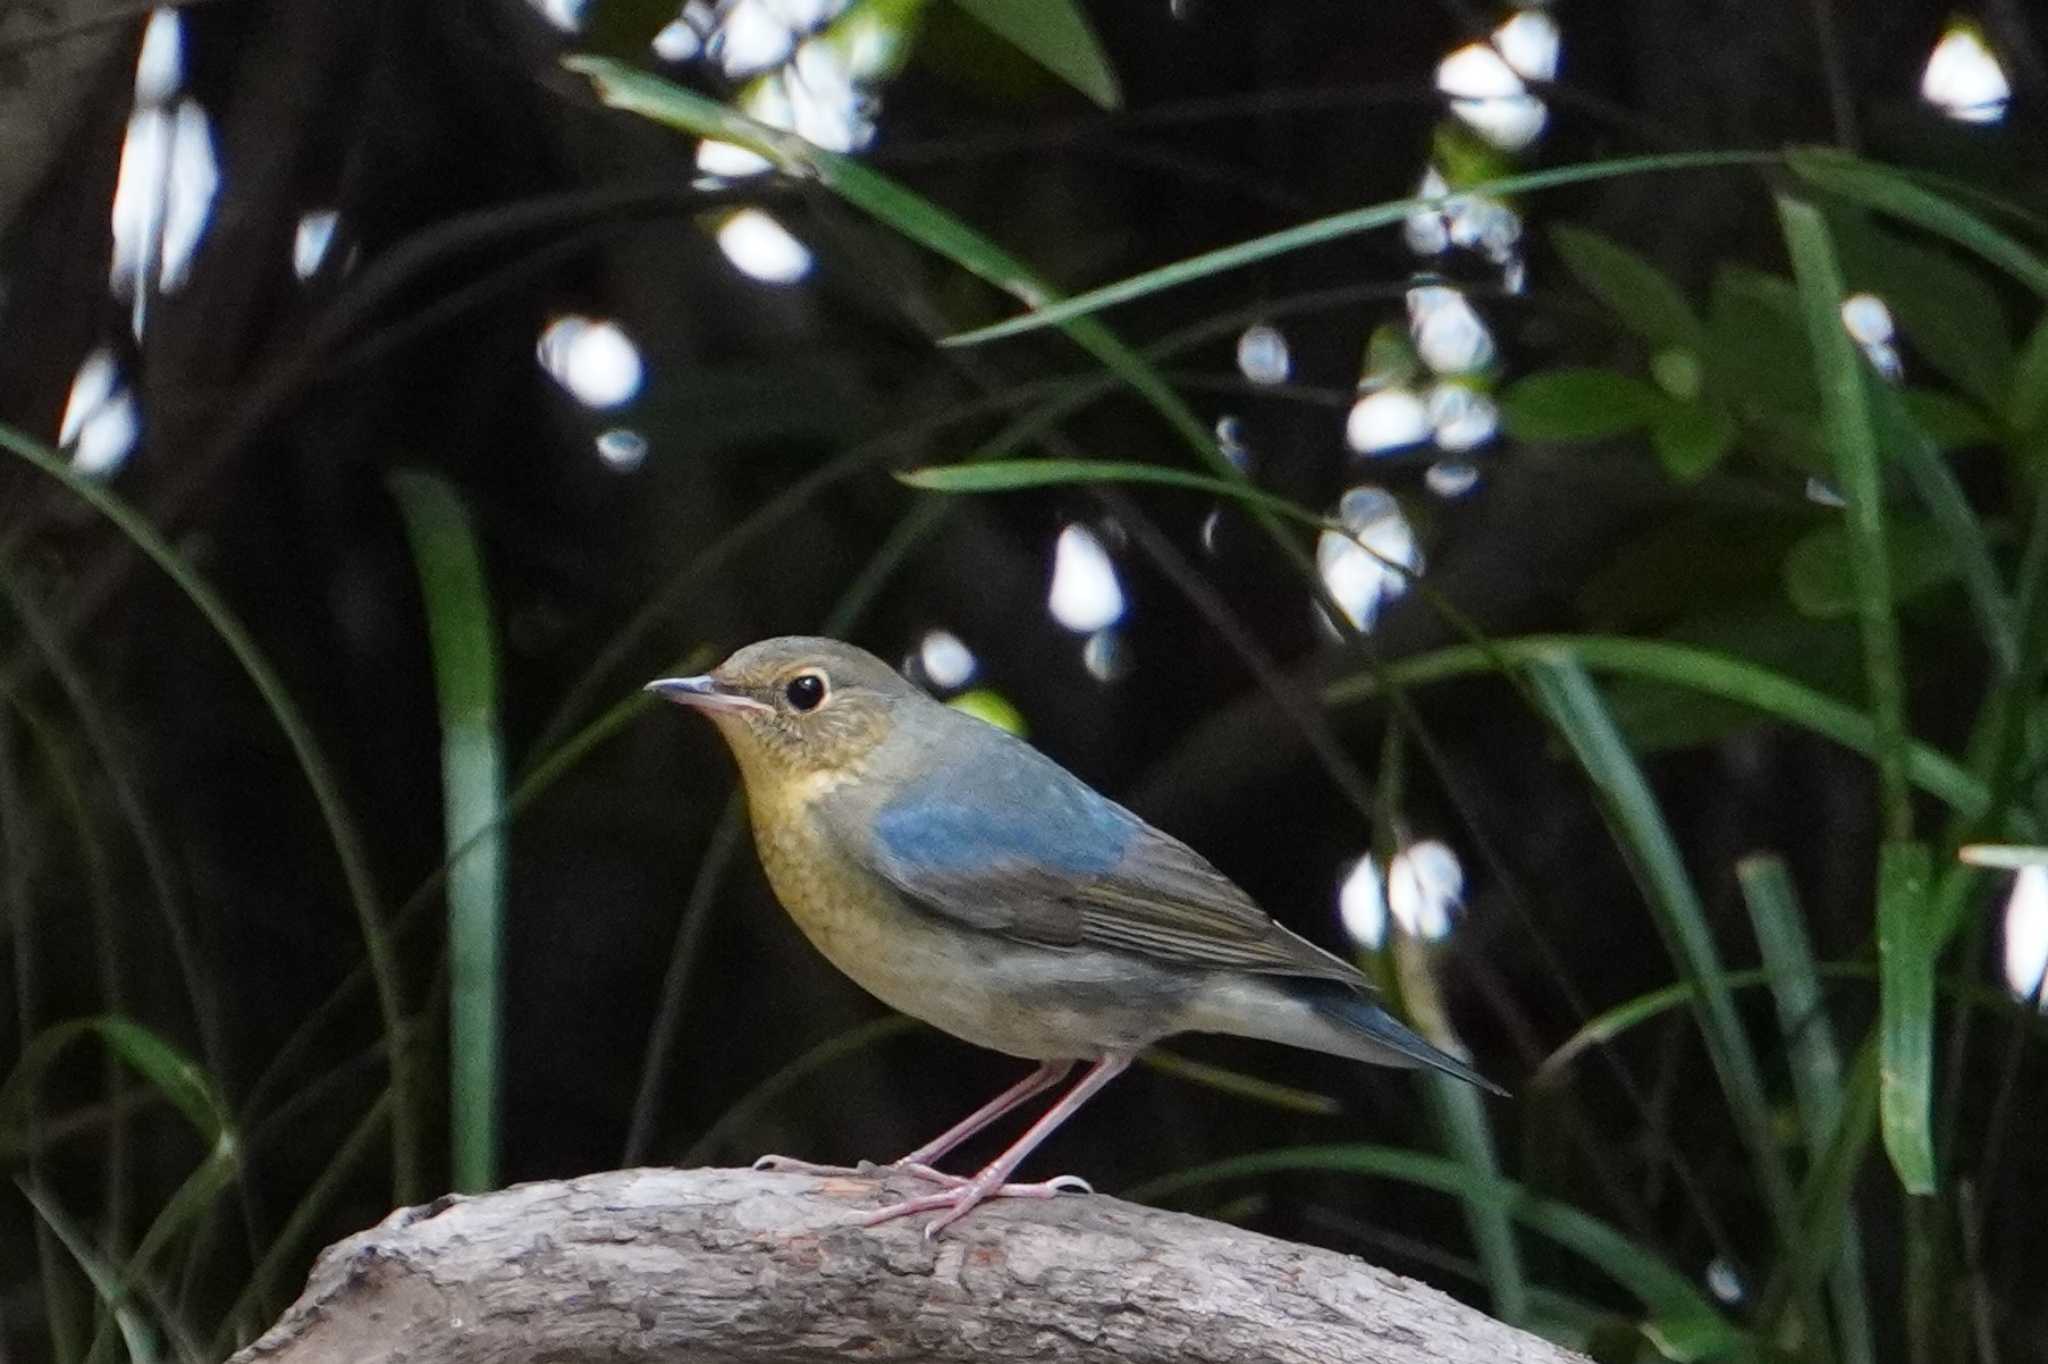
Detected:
[864,1171,1095,1239]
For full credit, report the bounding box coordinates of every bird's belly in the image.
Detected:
[751,807,1178,1059]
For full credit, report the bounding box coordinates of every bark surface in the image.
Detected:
[230,1166,1583,1364]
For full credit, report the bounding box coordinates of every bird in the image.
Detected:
[647,636,1500,1238]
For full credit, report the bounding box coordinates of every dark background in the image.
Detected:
[1,1,2044,1360]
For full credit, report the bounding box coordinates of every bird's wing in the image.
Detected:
[841,734,1360,985]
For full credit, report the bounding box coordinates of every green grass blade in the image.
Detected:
[900,458,1332,528]
[1386,912,1526,1323]
[1526,659,1805,1260]
[0,1017,230,1155]
[953,0,1121,109]
[2009,311,2048,433]
[1756,1037,1882,1337]
[1536,964,1859,1084]
[1871,377,2018,674]
[1135,1049,1340,1117]
[1128,1145,1745,1361]
[1778,193,1914,843]
[391,470,506,1194]
[0,420,418,1201]
[566,58,1274,499]
[4,700,134,1261]
[936,151,1777,345]
[1422,1069,1528,1323]
[1322,634,1992,820]
[16,1180,165,1364]
[1787,148,2048,299]
[1737,855,1875,1364]
[1877,840,1937,1193]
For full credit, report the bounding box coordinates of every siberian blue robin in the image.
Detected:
[648,636,1500,1238]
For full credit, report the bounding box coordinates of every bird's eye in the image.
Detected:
[784,672,828,712]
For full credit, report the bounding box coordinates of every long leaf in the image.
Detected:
[1736,855,1874,1364]
[1870,377,2017,674]
[392,470,506,1194]
[0,421,419,1200]
[1877,840,1937,1193]
[0,1017,230,1157]
[1525,660,1804,1261]
[952,0,1120,109]
[1128,1145,1745,1362]
[1756,1038,1882,1336]
[565,59,1296,559]
[1550,224,1707,350]
[1322,634,1992,820]
[1788,148,2048,300]
[1777,194,1914,842]
[939,151,1777,345]
[901,458,1331,528]
[16,1181,165,1364]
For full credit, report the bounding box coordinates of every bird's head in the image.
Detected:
[646,636,914,786]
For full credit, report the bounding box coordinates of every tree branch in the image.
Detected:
[229,1167,1582,1364]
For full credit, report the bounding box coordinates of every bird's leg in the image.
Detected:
[754,1060,1076,1187]
[894,1058,1075,1174]
[865,1053,1131,1239]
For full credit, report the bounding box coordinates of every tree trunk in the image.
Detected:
[229,1167,1583,1364]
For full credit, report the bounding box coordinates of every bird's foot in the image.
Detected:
[864,1172,1094,1240]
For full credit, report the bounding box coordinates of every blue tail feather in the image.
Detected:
[1302,980,1508,1096]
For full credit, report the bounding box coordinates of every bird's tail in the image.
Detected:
[1188,973,1505,1095]
[1297,978,1507,1096]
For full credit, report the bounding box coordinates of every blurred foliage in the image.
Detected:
[2,1,2048,1362]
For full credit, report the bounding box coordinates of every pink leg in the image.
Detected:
[866,1053,1132,1240]
[901,1059,1075,1167]
[749,1060,1073,1188]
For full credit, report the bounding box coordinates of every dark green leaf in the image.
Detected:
[1877,841,1937,1194]
[1788,149,2048,300]
[951,0,1120,109]
[1550,224,1706,349]
[1323,633,1990,818]
[1704,266,1824,464]
[2010,311,2048,433]
[15,1181,165,1364]
[1757,1039,1882,1334]
[1783,519,1958,618]
[0,1017,229,1156]
[1871,378,2018,671]
[904,151,1779,346]
[1737,855,1875,1364]
[1778,193,1914,841]
[1526,659,1804,1262]
[1650,400,1737,480]
[1501,369,1670,441]
[1605,610,1862,754]
[900,459,1331,531]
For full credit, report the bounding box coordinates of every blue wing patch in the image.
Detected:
[873,751,1133,880]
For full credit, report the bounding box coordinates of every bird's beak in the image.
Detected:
[643,675,772,715]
